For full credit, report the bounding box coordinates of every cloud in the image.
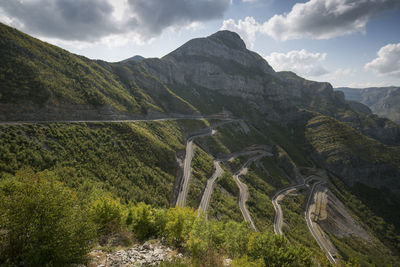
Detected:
[222,0,400,42]
[0,0,231,42]
[0,0,118,41]
[127,0,231,38]
[261,0,400,41]
[220,16,259,48]
[365,43,400,77]
[266,49,329,77]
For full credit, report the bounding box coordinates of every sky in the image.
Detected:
[1,0,400,88]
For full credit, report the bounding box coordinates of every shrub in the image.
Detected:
[247,232,313,267]
[89,195,123,236]
[0,170,95,266]
[126,202,157,241]
[164,207,197,247]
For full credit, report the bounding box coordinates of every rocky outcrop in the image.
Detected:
[90,242,180,267]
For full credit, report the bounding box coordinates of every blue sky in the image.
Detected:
[1,0,399,88]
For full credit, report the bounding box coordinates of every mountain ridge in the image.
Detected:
[336,86,400,123]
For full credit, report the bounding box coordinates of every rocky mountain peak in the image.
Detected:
[208,30,246,50]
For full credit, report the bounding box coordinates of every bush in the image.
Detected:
[247,232,313,267]
[0,170,95,266]
[164,207,197,247]
[126,202,158,241]
[232,255,264,267]
[89,195,123,236]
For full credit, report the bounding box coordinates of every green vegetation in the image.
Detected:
[0,121,187,207]
[225,155,249,173]
[186,147,214,208]
[196,121,269,157]
[0,170,318,266]
[305,114,400,167]
[0,22,196,116]
[0,170,95,266]
[280,193,320,252]
[209,171,243,222]
[329,177,400,264]
[261,157,290,188]
[243,160,290,232]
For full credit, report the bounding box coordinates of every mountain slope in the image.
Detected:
[1,23,400,265]
[336,87,400,123]
[0,22,197,121]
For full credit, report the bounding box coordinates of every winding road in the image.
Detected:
[272,170,338,266]
[175,129,218,208]
[198,161,224,213]
[1,116,338,264]
[232,152,272,231]
[305,180,337,266]
[272,183,306,235]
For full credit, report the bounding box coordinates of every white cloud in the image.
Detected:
[261,0,400,41]
[0,0,231,42]
[223,0,400,42]
[265,49,329,77]
[242,0,257,2]
[365,43,400,77]
[220,16,260,48]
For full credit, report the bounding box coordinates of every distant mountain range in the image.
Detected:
[336,87,400,124]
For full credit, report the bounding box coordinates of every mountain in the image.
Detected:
[336,87,400,123]
[1,23,400,265]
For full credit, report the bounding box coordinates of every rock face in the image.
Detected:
[90,242,179,267]
[336,87,400,123]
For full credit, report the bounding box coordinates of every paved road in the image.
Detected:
[175,129,217,208]
[272,174,315,235]
[305,180,337,266]
[198,161,224,213]
[271,171,337,265]
[198,150,273,215]
[0,115,235,125]
[272,183,306,235]
[216,149,272,161]
[233,152,270,231]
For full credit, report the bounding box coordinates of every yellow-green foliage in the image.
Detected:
[90,195,123,235]
[0,170,319,266]
[247,232,313,267]
[0,170,95,266]
[125,202,166,241]
[164,207,198,247]
[280,194,320,253]
[305,114,400,167]
[209,171,242,222]
[187,146,214,208]
[0,22,198,115]
[243,162,281,232]
[232,255,264,267]
[0,121,185,207]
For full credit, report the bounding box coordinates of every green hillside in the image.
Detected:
[0,22,197,119]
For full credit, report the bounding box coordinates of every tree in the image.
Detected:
[0,170,95,266]
[164,207,197,246]
[89,195,123,236]
[247,232,313,267]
